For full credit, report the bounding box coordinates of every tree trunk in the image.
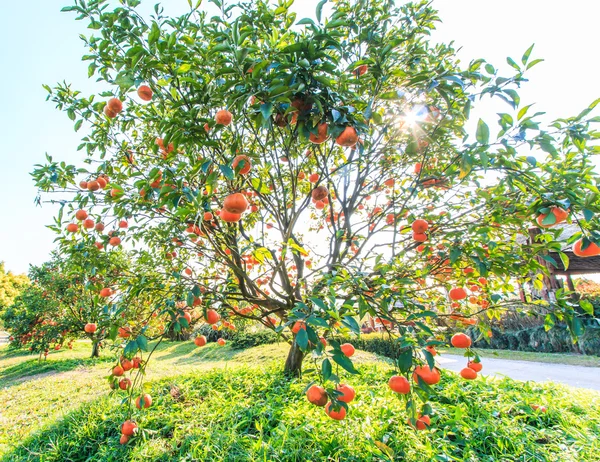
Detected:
[284,340,304,377]
[91,339,100,358]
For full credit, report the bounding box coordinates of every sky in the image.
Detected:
[1,0,599,276]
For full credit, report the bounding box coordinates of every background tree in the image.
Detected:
[0,262,29,322]
[32,0,600,427]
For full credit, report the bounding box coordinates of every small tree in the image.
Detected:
[33,0,600,430]
[0,262,29,320]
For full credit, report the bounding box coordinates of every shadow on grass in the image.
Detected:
[0,356,114,388]
[0,367,298,462]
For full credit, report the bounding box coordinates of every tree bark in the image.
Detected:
[284,340,304,377]
[91,339,100,358]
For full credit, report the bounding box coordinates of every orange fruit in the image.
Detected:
[309,123,329,144]
[135,393,152,409]
[325,402,346,420]
[107,97,123,113]
[109,237,121,246]
[573,239,600,257]
[84,323,97,334]
[460,367,477,380]
[119,378,132,390]
[121,420,138,437]
[291,321,306,334]
[99,288,112,297]
[451,333,472,348]
[340,343,355,357]
[412,365,441,385]
[205,309,220,325]
[220,209,241,222]
[336,127,358,147]
[112,365,124,376]
[311,186,328,201]
[83,219,95,229]
[66,223,79,233]
[411,219,429,233]
[468,360,482,372]
[194,335,207,347]
[336,384,355,403]
[121,358,133,371]
[536,206,568,228]
[215,109,232,126]
[217,338,226,346]
[306,384,328,406]
[75,209,88,221]
[388,375,410,394]
[232,155,251,175]
[119,434,129,445]
[137,85,153,101]
[309,173,320,183]
[449,287,467,300]
[408,414,430,430]
[223,193,248,214]
[413,232,427,242]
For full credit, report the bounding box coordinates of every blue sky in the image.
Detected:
[1,0,599,275]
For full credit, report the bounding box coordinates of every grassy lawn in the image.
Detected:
[441,347,600,367]
[0,340,599,461]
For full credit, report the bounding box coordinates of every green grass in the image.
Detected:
[0,341,599,461]
[442,347,600,367]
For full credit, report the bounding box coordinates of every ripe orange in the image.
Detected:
[83,219,95,229]
[414,163,422,174]
[194,335,207,347]
[112,365,124,376]
[411,219,429,233]
[413,232,427,242]
[388,375,410,394]
[95,222,105,232]
[104,106,117,118]
[215,109,232,126]
[412,365,441,385]
[119,378,132,390]
[309,123,329,144]
[203,212,213,221]
[66,223,79,233]
[109,237,121,246]
[135,393,153,409]
[220,209,241,222]
[75,209,88,220]
[451,333,472,348]
[336,384,355,403]
[137,85,153,101]
[205,309,220,325]
[232,155,251,175]
[325,402,346,420]
[354,64,368,76]
[87,180,100,191]
[340,343,355,357]
[84,323,97,334]
[449,287,467,300]
[119,434,129,445]
[107,98,123,114]
[217,338,226,346]
[291,321,306,334]
[336,126,358,147]
[425,345,437,356]
[121,358,133,371]
[79,181,88,189]
[408,414,430,430]
[311,186,328,201]
[223,193,248,214]
[309,173,320,183]
[121,420,138,437]
[306,384,328,406]
[97,177,108,189]
[119,220,128,229]
[99,288,112,297]
[536,206,568,228]
[573,239,600,257]
[468,360,482,372]
[460,367,477,380]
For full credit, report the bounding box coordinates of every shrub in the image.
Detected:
[228,330,280,350]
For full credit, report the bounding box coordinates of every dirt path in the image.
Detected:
[438,354,600,391]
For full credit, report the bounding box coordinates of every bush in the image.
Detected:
[344,334,398,360]
[192,325,281,350]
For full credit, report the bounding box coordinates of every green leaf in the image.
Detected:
[316,0,327,22]
[74,120,83,132]
[476,119,490,144]
[296,328,309,350]
[332,353,359,374]
[541,214,556,226]
[506,57,520,71]
[322,358,332,380]
[219,165,234,180]
[579,299,594,316]
[260,102,273,120]
[342,316,360,334]
[558,251,569,271]
[583,209,594,221]
[396,349,412,374]
[136,335,149,351]
[521,44,535,65]
[177,63,191,73]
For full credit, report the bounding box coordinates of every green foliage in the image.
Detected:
[228,329,280,349]
[0,262,28,315]
[2,363,600,461]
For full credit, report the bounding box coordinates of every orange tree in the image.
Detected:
[33,0,600,430]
